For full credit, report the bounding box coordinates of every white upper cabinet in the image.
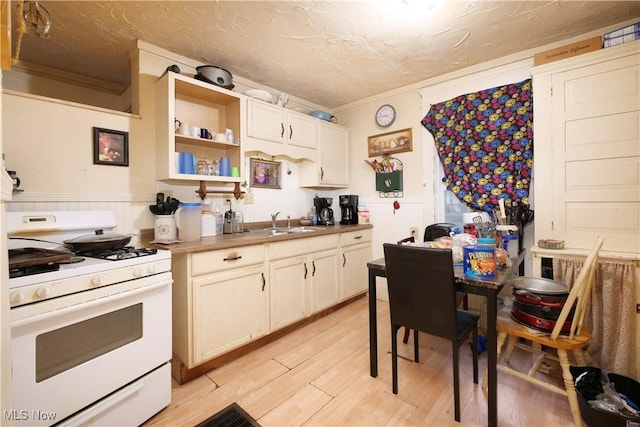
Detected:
[155,72,244,183]
[532,41,639,254]
[299,121,349,188]
[245,99,317,160]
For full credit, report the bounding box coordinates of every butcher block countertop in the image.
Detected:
[141,222,373,255]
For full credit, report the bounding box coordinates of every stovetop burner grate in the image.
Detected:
[10,263,60,279]
[76,246,158,261]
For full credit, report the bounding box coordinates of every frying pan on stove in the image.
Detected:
[63,230,132,252]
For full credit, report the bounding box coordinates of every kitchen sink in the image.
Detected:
[250,227,318,236]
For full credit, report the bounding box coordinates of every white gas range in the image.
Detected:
[7,210,172,427]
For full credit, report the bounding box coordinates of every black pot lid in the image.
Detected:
[64,230,130,244]
[509,276,569,295]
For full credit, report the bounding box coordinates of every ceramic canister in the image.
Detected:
[154,215,177,241]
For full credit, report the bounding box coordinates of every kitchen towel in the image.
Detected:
[421,79,533,212]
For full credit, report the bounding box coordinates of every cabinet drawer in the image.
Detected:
[340,229,372,246]
[192,245,265,276]
[270,234,339,260]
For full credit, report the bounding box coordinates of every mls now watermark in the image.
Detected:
[4,409,57,422]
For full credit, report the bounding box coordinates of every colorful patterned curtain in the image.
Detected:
[421,79,533,212]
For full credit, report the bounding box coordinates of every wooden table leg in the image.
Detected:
[368,268,378,378]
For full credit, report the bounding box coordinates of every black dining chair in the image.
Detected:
[383,243,479,422]
[396,227,468,344]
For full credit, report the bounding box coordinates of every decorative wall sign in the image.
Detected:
[93,127,129,166]
[367,128,412,157]
[249,158,282,189]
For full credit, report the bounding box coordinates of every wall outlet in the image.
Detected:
[410,227,418,239]
[244,189,254,204]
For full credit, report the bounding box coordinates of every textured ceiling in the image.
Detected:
[10,0,640,108]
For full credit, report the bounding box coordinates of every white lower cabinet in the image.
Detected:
[172,245,268,368]
[340,229,372,299]
[171,228,370,378]
[269,235,340,331]
[269,256,308,330]
[192,265,268,364]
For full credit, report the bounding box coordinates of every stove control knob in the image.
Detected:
[133,267,143,277]
[36,286,52,299]
[90,276,102,287]
[147,264,157,274]
[10,292,26,305]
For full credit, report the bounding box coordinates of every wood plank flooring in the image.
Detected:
[144,296,576,426]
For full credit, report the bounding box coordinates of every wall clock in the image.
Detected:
[375,104,396,127]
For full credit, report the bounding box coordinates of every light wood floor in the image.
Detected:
[145,296,576,426]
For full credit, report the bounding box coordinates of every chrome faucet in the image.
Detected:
[271,212,280,229]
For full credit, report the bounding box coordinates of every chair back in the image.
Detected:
[383,243,458,340]
[551,236,604,340]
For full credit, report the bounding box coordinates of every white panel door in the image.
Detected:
[550,53,640,252]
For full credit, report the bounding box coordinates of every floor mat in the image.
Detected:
[195,402,260,427]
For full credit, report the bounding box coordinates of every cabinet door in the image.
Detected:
[192,265,268,364]
[308,250,340,314]
[341,243,371,299]
[270,256,307,330]
[534,48,640,253]
[247,99,285,143]
[287,111,316,149]
[318,122,348,185]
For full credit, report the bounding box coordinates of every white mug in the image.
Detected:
[176,121,190,136]
[154,215,177,241]
[190,127,201,138]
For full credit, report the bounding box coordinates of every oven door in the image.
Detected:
[10,273,172,426]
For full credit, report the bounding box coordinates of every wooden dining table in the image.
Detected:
[367,252,524,427]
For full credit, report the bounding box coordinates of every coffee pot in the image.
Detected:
[313,197,334,226]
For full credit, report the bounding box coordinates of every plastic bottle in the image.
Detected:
[310,206,318,225]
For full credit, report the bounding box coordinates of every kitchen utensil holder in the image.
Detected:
[375,157,403,198]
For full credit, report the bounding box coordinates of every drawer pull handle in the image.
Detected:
[261,273,266,291]
[354,235,363,240]
[223,255,242,261]
[312,260,316,276]
[281,123,285,138]
[343,253,346,267]
[304,262,308,279]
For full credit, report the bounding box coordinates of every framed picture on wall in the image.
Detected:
[250,158,282,189]
[93,127,129,166]
[367,128,412,157]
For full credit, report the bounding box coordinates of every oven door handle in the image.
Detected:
[57,380,145,426]
[11,279,171,328]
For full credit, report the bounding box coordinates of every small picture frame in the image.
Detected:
[250,158,282,189]
[367,128,412,157]
[93,127,129,166]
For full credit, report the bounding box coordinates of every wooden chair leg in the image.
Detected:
[413,330,419,362]
[572,348,586,366]
[558,349,583,427]
[392,324,399,394]
[452,341,461,422]
[483,331,507,390]
[504,334,517,363]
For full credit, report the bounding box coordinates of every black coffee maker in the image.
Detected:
[339,195,358,225]
[313,197,334,225]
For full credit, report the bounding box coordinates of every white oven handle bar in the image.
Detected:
[11,279,171,328]
[57,381,145,426]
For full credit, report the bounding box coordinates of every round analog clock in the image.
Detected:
[375,104,396,127]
